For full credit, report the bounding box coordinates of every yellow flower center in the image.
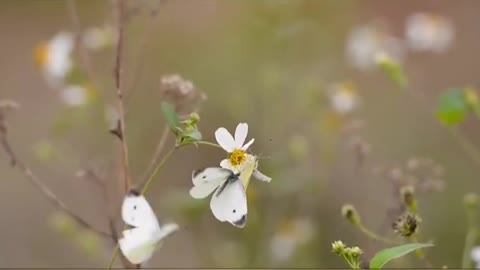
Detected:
[229,149,246,166]
[34,42,50,68]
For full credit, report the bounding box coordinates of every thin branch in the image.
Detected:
[114,0,131,193]
[141,124,169,184]
[0,133,112,239]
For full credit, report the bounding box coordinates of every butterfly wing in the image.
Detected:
[210,176,248,228]
[119,227,158,265]
[190,167,233,199]
[122,189,160,231]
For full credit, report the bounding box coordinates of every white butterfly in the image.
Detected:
[119,189,178,265]
[190,167,248,228]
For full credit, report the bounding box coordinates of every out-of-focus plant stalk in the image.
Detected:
[462,193,478,268]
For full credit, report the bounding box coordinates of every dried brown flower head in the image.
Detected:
[392,212,421,237]
[160,74,206,116]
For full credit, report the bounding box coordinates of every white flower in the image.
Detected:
[328,82,358,115]
[215,123,255,172]
[346,23,404,70]
[472,246,480,268]
[406,13,454,53]
[61,85,89,107]
[83,25,115,51]
[215,123,271,184]
[35,31,74,85]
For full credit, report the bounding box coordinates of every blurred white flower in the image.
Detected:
[35,31,74,85]
[61,85,89,107]
[270,217,314,264]
[83,25,115,51]
[472,246,480,268]
[406,13,454,53]
[346,23,404,70]
[328,82,358,115]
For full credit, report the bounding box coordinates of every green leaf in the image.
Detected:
[161,102,179,131]
[369,243,434,269]
[437,89,469,126]
[376,53,407,88]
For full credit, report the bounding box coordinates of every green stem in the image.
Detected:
[142,148,176,193]
[462,207,478,268]
[357,224,398,245]
[181,140,223,149]
[341,253,356,269]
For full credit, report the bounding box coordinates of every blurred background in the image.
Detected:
[1,0,480,268]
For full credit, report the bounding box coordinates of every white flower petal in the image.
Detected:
[215,127,236,152]
[234,123,248,148]
[61,85,88,106]
[253,169,272,182]
[241,138,255,151]
[220,159,234,171]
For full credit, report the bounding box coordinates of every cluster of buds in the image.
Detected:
[160,74,207,116]
[331,240,363,269]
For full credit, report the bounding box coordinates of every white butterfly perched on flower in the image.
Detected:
[119,189,178,265]
[190,122,271,228]
[190,167,248,228]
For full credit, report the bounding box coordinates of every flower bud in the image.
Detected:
[342,204,361,226]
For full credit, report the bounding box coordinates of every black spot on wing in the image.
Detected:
[127,188,141,196]
[233,215,247,228]
[192,168,205,178]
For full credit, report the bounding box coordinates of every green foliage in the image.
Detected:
[369,243,434,269]
[161,102,180,134]
[437,88,469,126]
[161,102,202,145]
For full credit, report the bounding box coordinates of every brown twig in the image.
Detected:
[114,0,131,194]
[0,130,112,239]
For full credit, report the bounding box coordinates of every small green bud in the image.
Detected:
[341,204,361,226]
[464,193,478,209]
[188,112,200,124]
[348,246,363,258]
[331,240,346,254]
